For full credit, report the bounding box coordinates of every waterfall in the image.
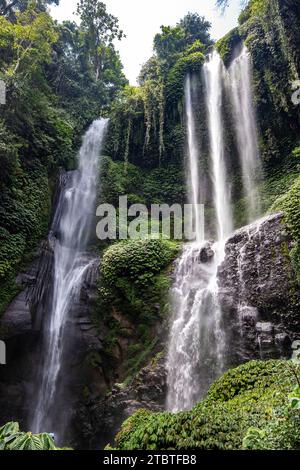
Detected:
[203,51,233,241]
[166,244,226,412]
[32,118,108,435]
[166,64,230,412]
[229,45,262,222]
[185,75,203,242]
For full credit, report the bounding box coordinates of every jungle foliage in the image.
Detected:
[112,360,300,450]
[0,0,126,314]
[105,12,212,170]
[0,421,57,450]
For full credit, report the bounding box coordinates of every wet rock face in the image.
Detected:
[218,212,300,363]
[78,355,166,449]
[0,243,103,443]
[199,242,215,263]
[0,259,40,429]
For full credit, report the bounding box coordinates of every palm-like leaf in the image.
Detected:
[0,422,20,439]
[0,422,57,450]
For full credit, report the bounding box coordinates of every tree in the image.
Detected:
[0,4,58,81]
[178,13,212,47]
[76,0,124,80]
[154,13,211,66]
[0,0,59,20]
[47,18,127,137]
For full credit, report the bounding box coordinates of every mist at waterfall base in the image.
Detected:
[166,48,262,413]
[30,119,108,441]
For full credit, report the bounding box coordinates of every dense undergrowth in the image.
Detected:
[270,149,300,280]
[93,238,179,384]
[112,360,300,450]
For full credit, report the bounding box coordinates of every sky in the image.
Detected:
[50,0,242,85]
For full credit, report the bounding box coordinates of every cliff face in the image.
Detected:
[79,354,166,449]
[75,212,300,449]
[219,212,300,364]
[1,207,299,448]
[0,239,102,445]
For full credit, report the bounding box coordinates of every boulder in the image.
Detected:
[218,212,300,362]
[199,242,215,263]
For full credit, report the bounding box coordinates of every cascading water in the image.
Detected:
[32,118,108,435]
[166,244,226,412]
[166,64,231,412]
[185,75,202,242]
[229,45,262,222]
[203,51,233,241]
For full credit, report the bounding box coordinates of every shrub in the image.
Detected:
[101,239,179,291]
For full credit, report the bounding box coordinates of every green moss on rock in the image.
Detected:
[270,174,300,279]
[215,28,241,67]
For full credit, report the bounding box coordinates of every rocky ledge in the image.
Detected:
[218,212,300,362]
[78,353,166,449]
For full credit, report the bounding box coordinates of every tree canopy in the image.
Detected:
[154,12,211,66]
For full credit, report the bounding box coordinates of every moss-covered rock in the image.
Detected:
[99,239,180,322]
[215,28,241,67]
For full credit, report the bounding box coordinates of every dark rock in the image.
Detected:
[275,333,291,348]
[79,354,167,449]
[199,242,215,263]
[218,212,300,362]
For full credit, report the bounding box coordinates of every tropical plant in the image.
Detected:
[0,422,57,450]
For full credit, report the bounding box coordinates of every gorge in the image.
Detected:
[0,0,300,452]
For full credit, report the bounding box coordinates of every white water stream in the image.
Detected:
[32,119,108,433]
[229,45,262,222]
[167,56,233,411]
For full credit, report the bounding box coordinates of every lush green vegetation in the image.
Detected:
[0,0,126,314]
[112,360,300,450]
[105,12,212,170]
[270,150,300,279]
[1,0,300,451]
[93,239,179,383]
[0,421,58,450]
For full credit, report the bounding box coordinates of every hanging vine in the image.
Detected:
[158,79,165,166]
[141,76,165,164]
[124,117,132,172]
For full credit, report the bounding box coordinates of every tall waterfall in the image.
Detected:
[185,75,202,242]
[32,119,108,434]
[166,69,228,412]
[229,46,262,222]
[203,51,233,241]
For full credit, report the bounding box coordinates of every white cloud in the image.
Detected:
[51,0,241,85]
